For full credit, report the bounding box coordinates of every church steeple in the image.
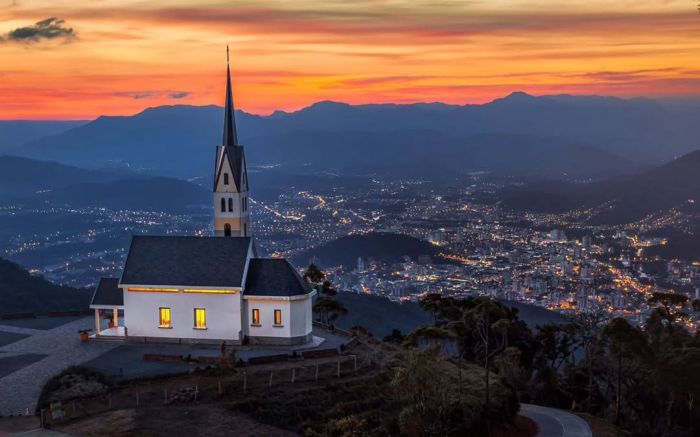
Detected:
[222,46,238,146]
[213,46,250,238]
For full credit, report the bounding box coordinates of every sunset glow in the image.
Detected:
[1,0,700,119]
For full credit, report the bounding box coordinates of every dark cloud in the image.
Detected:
[169,91,190,99]
[3,17,75,43]
[114,90,191,100]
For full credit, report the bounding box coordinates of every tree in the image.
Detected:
[321,280,337,296]
[304,263,325,284]
[648,292,689,325]
[313,297,347,324]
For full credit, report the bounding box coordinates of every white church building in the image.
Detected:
[89,52,315,346]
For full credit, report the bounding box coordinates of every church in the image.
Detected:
[89,52,315,346]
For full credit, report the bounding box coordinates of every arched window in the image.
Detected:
[228,198,233,212]
[224,173,229,185]
[220,198,225,212]
[224,223,231,237]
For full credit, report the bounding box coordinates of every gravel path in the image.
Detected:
[0,318,119,415]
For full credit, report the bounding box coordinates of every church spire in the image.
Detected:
[222,45,238,146]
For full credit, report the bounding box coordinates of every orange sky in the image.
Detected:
[1,0,700,119]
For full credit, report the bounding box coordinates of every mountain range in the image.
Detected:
[0,156,209,213]
[500,149,700,224]
[10,93,700,181]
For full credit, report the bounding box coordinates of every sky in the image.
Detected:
[1,0,700,119]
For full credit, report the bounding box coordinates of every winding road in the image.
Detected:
[520,404,592,437]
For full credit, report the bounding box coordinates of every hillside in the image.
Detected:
[0,257,91,315]
[293,232,443,269]
[0,156,209,213]
[333,292,568,337]
[15,93,699,180]
[0,121,86,153]
[500,149,700,224]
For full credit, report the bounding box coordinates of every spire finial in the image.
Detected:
[222,45,238,146]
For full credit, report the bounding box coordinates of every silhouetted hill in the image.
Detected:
[0,257,91,315]
[0,155,127,197]
[0,155,208,212]
[0,120,86,153]
[501,150,700,224]
[332,292,568,338]
[17,93,698,180]
[293,232,443,269]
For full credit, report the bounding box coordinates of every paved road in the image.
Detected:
[521,404,592,437]
[0,317,119,415]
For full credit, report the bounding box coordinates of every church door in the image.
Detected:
[224,223,231,237]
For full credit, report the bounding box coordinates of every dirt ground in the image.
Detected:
[58,405,294,437]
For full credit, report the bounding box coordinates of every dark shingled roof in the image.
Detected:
[90,278,123,307]
[244,258,311,297]
[121,236,251,287]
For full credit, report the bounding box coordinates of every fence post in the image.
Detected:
[136,392,139,408]
[164,388,168,404]
[195,384,198,402]
[337,359,340,378]
[40,409,45,428]
[108,392,112,409]
[243,372,247,393]
[353,355,357,373]
[315,364,319,381]
[72,401,76,415]
[218,379,222,396]
[268,371,273,387]
[291,368,296,383]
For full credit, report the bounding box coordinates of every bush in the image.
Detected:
[36,366,111,412]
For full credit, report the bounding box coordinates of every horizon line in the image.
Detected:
[3,91,700,122]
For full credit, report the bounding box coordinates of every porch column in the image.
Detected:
[113,308,119,328]
[94,309,100,335]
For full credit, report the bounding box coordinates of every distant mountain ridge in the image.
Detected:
[12,93,699,180]
[0,155,209,213]
[501,149,700,224]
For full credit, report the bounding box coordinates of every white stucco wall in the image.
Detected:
[243,294,313,339]
[122,286,243,341]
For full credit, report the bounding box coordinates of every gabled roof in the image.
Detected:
[121,236,252,287]
[214,145,247,192]
[90,277,123,308]
[244,258,312,297]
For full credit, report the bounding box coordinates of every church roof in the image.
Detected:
[214,145,247,192]
[90,277,123,308]
[244,258,312,297]
[121,236,252,287]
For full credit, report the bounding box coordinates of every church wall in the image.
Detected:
[242,293,314,344]
[123,287,243,342]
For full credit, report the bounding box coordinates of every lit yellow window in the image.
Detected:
[194,308,206,329]
[251,308,260,325]
[159,307,171,328]
[274,309,282,325]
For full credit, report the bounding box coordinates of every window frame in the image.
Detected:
[228,197,233,212]
[193,308,207,330]
[224,172,229,185]
[159,307,172,328]
[273,309,282,326]
[251,308,260,326]
[220,198,226,212]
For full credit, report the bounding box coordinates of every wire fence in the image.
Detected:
[40,354,367,428]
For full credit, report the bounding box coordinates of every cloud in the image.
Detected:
[114,90,191,100]
[169,91,190,99]
[2,17,75,43]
